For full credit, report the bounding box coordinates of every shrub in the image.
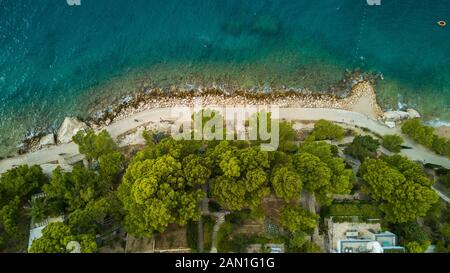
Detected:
[401,119,435,147]
[328,203,381,219]
[344,135,380,161]
[308,120,345,141]
[401,119,450,158]
[382,135,404,153]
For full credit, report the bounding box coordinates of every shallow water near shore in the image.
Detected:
[0,0,449,157]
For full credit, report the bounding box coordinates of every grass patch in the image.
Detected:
[326,202,381,219]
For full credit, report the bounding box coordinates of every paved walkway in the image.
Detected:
[432,186,450,204]
[1,107,450,174]
[210,212,227,253]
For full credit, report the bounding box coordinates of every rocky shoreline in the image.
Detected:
[85,71,381,127]
[13,70,422,156]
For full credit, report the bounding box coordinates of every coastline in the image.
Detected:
[86,74,382,130]
[12,70,376,155]
[6,73,445,161]
[2,77,450,173]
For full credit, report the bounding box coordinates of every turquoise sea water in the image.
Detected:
[0,0,449,156]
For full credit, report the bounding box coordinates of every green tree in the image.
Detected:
[280,206,318,233]
[118,153,206,236]
[0,165,47,202]
[26,198,48,224]
[0,197,21,241]
[278,121,298,152]
[211,177,246,211]
[384,155,433,187]
[441,223,450,241]
[209,144,271,211]
[401,119,435,148]
[344,135,380,162]
[301,241,321,253]
[44,165,107,212]
[270,151,293,170]
[382,134,404,153]
[393,221,429,245]
[0,165,47,251]
[68,196,120,234]
[308,119,345,141]
[293,153,331,192]
[299,142,354,197]
[432,136,450,157]
[359,158,438,223]
[244,168,270,209]
[405,241,430,253]
[271,167,302,201]
[98,151,125,182]
[211,169,270,211]
[29,222,97,253]
[72,129,119,160]
[182,154,212,186]
[288,231,308,249]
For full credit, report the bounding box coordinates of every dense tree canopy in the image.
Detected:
[29,222,97,253]
[0,165,47,202]
[44,165,108,212]
[392,221,430,245]
[68,195,121,234]
[294,142,354,204]
[3,111,448,253]
[118,140,208,236]
[0,165,47,251]
[0,197,21,245]
[293,153,331,192]
[359,156,438,223]
[210,142,270,211]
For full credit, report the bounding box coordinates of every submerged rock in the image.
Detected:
[57,117,89,144]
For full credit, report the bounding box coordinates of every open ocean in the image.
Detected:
[0,0,449,156]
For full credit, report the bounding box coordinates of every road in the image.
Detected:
[1,107,450,174]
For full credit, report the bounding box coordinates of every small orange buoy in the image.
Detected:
[437,20,447,27]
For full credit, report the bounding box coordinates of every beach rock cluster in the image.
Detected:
[19,117,89,154]
[382,109,421,122]
[39,134,56,147]
[57,117,89,144]
[379,109,421,128]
